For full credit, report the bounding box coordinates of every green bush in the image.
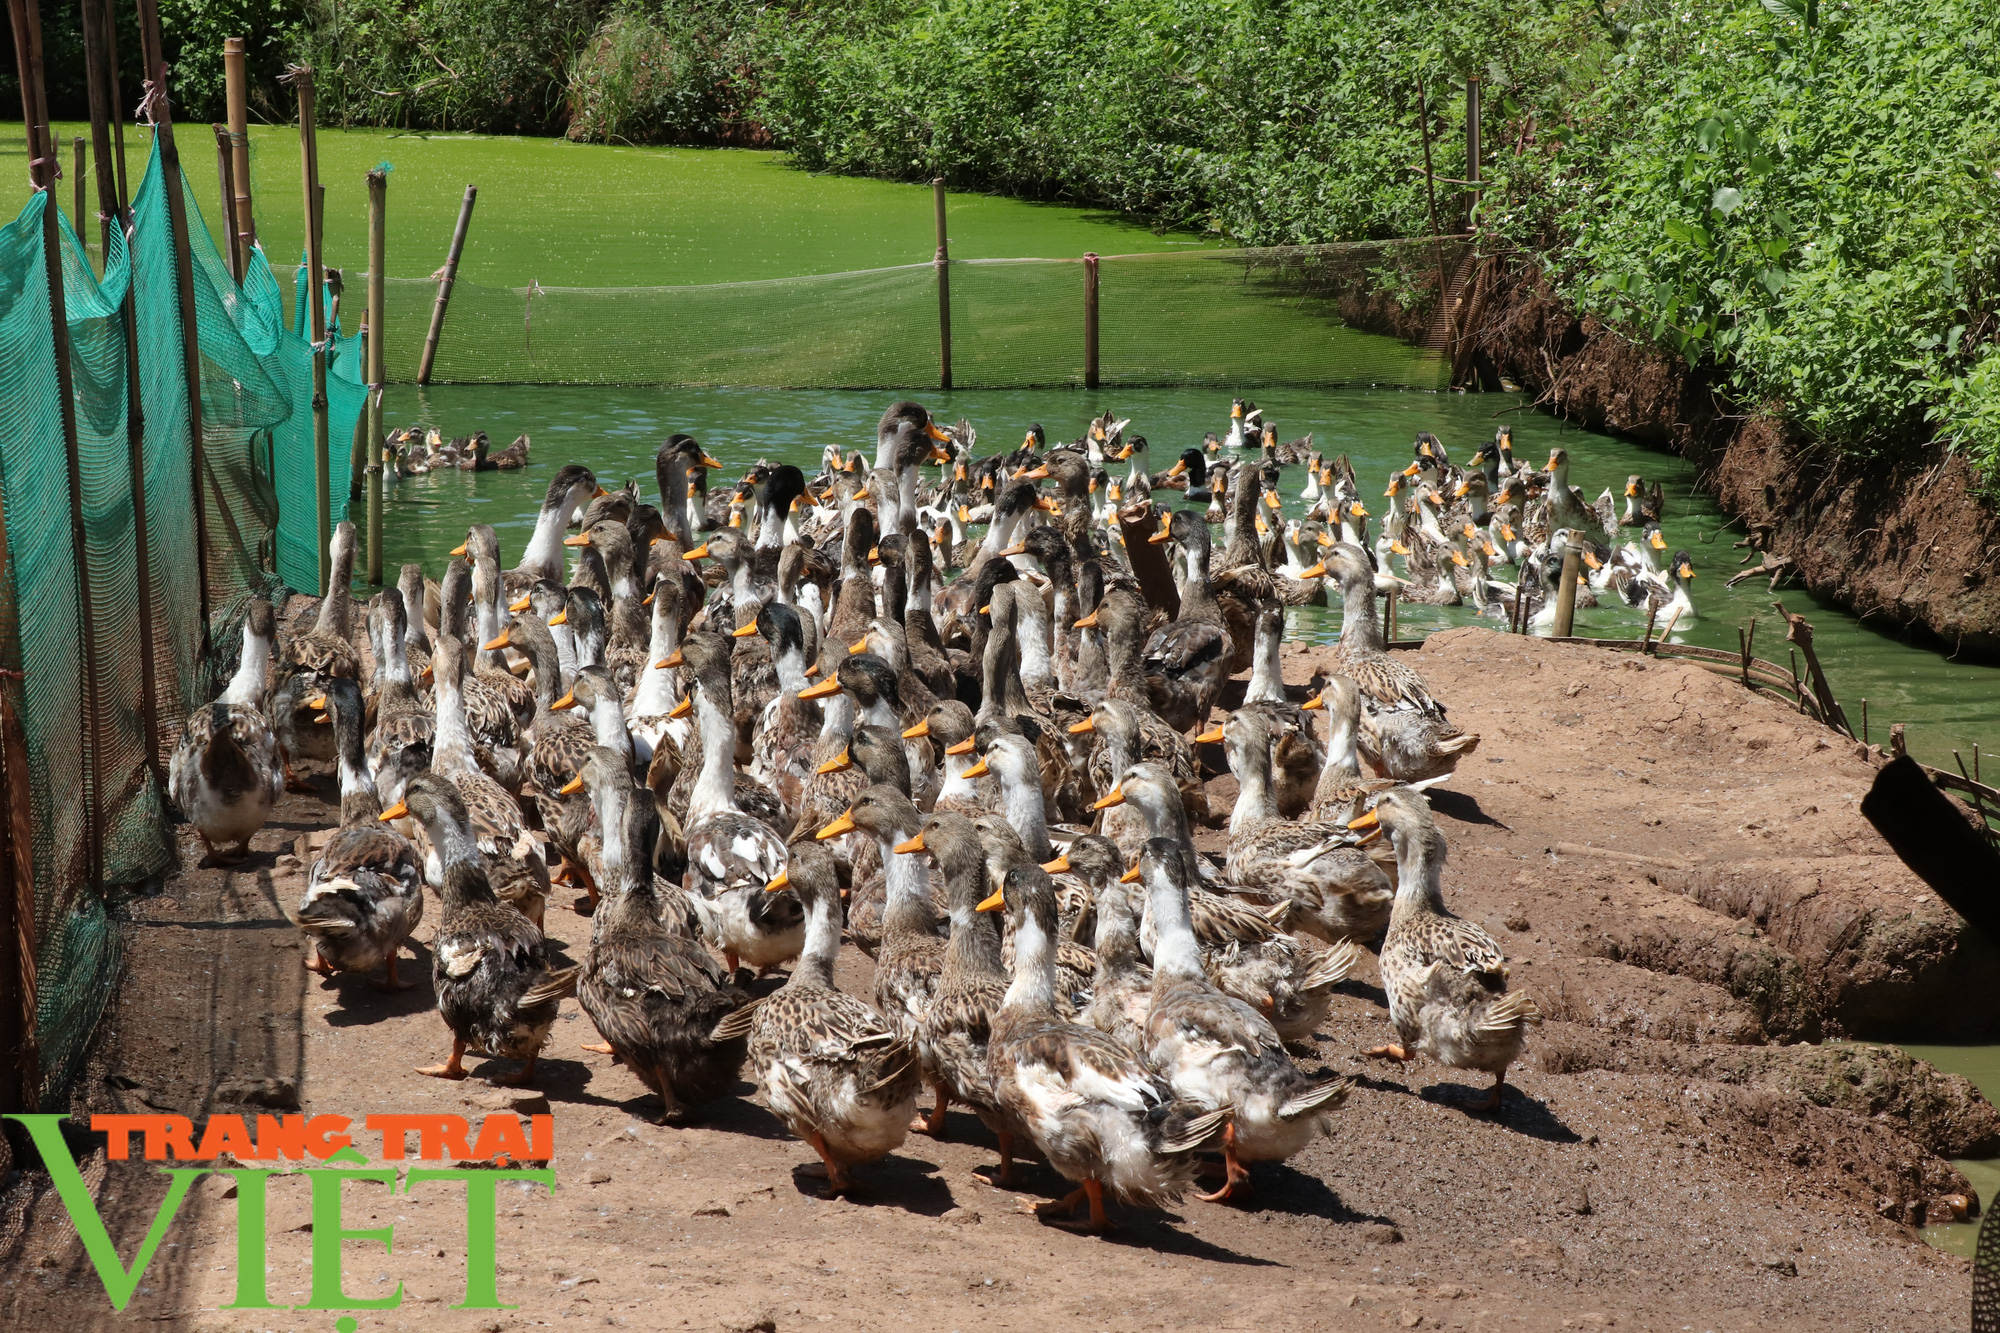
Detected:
[565,0,767,146]
[1520,0,2000,474]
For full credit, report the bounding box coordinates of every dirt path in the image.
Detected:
[3,628,1984,1331]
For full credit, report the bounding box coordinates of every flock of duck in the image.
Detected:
[161,398,1692,1231]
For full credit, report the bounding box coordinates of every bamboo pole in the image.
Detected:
[223,36,253,266]
[1552,547,1582,638]
[291,66,333,594]
[417,183,476,385]
[136,0,214,659]
[933,177,952,392]
[365,166,387,586]
[212,124,239,284]
[71,135,85,260]
[83,0,160,781]
[13,0,105,903]
[1083,253,1100,390]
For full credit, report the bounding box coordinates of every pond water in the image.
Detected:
[379,381,2000,777]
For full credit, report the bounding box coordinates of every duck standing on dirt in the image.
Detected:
[170,596,286,863]
[1132,840,1351,1202]
[980,863,1229,1230]
[288,676,423,989]
[579,798,751,1121]
[713,842,921,1194]
[1354,790,1541,1112]
[385,774,579,1087]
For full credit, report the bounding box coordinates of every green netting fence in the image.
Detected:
[367,239,1456,388]
[0,133,359,1109]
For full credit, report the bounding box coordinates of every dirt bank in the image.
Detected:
[1452,256,2000,659]
[3,629,1992,1331]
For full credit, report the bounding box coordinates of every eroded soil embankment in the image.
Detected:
[1367,253,2000,658]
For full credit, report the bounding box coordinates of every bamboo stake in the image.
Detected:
[1552,547,1582,638]
[136,0,214,659]
[13,0,105,903]
[365,166,387,586]
[417,183,476,385]
[212,124,238,284]
[83,0,160,781]
[933,178,952,392]
[291,66,333,594]
[1083,253,1100,390]
[71,135,85,261]
[223,36,253,266]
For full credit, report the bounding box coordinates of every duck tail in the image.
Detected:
[1279,1075,1352,1121]
[1435,730,1481,758]
[706,994,766,1043]
[1159,1104,1232,1154]
[1301,938,1364,993]
[520,964,582,1009]
[1479,990,1542,1034]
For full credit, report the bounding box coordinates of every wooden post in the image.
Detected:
[136,0,214,658]
[1384,585,1398,645]
[1771,602,1850,736]
[71,135,85,259]
[1463,74,1481,231]
[1861,698,1869,746]
[1083,253,1100,390]
[364,167,387,586]
[293,66,333,594]
[223,36,254,265]
[417,183,476,385]
[12,0,105,902]
[933,177,952,392]
[83,0,160,781]
[212,124,239,284]
[1552,547,1581,637]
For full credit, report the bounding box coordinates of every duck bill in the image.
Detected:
[377,801,408,822]
[559,776,584,795]
[1091,787,1126,811]
[548,609,569,626]
[901,720,931,740]
[667,698,693,719]
[1118,865,1141,884]
[959,758,990,779]
[815,751,853,775]
[1300,694,1326,711]
[893,834,926,855]
[1073,611,1100,629]
[764,869,789,893]
[815,812,857,840]
[563,533,592,548]
[683,544,710,561]
[728,621,759,639]
[1040,855,1070,874]
[798,677,842,700]
[1067,717,1095,734]
[509,594,531,613]
[1347,809,1380,831]
[481,630,511,652]
[975,888,1006,913]
[1194,726,1225,744]
[550,691,578,711]
[700,454,724,469]
[449,542,468,557]
[944,737,976,756]
[1298,561,1327,578]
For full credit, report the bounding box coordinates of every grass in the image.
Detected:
[2,123,1219,292]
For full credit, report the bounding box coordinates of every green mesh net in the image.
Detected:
[0,133,361,1108]
[366,241,1450,389]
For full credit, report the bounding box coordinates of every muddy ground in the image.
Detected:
[1,628,1990,1331]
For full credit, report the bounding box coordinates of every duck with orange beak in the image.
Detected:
[1360,789,1541,1113]
[714,841,921,1196]
[982,862,1229,1230]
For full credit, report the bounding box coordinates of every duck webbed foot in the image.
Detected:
[802,1133,853,1195]
[416,1036,469,1080]
[910,1085,950,1136]
[1363,1042,1411,1062]
[375,951,415,991]
[488,1053,541,1088]
[1194,1122,1252,1203]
